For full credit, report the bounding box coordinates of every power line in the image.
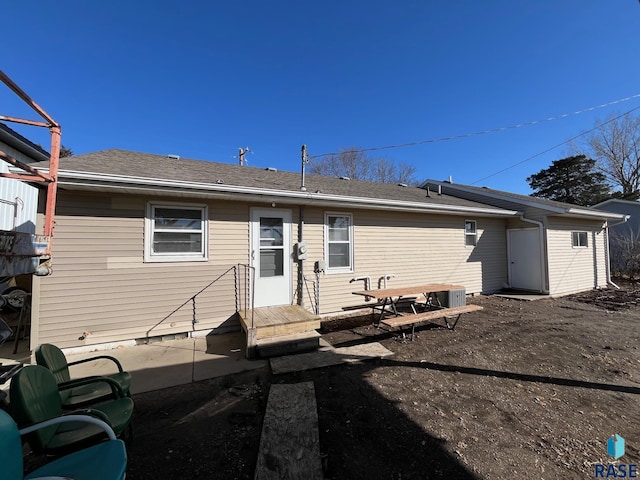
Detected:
[308,93,640,160]
[470,105,640,185]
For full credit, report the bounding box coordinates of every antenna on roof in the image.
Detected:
[237,147,251,166]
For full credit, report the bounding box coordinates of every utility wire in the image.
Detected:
[470,104,640,185]
[308,93,640,159]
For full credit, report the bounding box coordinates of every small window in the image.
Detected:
[145,203,208,262]
[325,213,353,272]
[465,220,477,247]
[572,231,588,248]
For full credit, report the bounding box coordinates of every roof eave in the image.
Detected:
[565,208,628,221]
[0,126,50,162]
[425,179,627,220]
[56,170,518,217]
[424,179,568,214]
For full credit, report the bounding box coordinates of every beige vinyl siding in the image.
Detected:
[546,217,606,296]
[35,192,250,348]
[595,228,608,288]
[301,207,507,314]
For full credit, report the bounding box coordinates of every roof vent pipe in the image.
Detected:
[438,185,442,195]
[300,144,308,191]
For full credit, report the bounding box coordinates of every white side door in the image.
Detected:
[250,208,292,308]
[507,228,543,292]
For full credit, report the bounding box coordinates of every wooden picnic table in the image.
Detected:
[352,284,466,324]
[352,283,484,338]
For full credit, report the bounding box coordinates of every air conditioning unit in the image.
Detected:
[436,289,466,307]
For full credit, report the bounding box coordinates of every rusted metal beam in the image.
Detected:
[0,70,60,128]
[44,126,60,244]
[0,173,50,183]
[0,150,53,182]
[1,70,61,262]
[0,115,50,128]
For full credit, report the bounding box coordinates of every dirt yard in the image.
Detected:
[27,283,640,479]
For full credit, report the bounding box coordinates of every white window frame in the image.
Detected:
[465,220,477,247]
[144,201,208,262]
[572,231,588,248]
[324,212,354,274]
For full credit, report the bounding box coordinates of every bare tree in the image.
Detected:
[609,229,640,280]
[584,113,640,198]
[393,161,418,185]
[309,148,372,181]
[309,147,417,185]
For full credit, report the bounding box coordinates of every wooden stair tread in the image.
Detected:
[256,330,321,347]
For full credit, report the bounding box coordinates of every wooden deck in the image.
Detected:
[238,305,321,358]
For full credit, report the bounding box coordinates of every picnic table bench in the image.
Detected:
[353,284,483,339]
[380,304,483,337]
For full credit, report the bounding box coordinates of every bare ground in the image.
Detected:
[25,282,640,479]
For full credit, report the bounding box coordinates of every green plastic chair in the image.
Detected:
[35,343,132,408]
[0,409,127,480]
[9,365,134,455]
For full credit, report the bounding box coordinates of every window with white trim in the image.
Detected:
[325,213,353,272]
[465,220,477,247]
[145,203,208,262]
[572,231,588,248]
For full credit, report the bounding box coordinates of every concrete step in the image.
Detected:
[270,341,394,375]
[256,330,321,358]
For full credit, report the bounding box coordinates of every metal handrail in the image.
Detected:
[146,264,255,337]
[302,275,318,315]
[236,264,255,329]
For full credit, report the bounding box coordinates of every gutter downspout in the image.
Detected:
[604,216,630,290]
[518,215,549,294]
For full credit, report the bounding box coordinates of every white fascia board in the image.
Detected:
[424,179,567,213]
[57,170,518,217]
[565,208,628,220]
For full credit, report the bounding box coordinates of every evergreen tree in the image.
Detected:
[527,155,611,206]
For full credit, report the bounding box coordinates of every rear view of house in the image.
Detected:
[24,150,625,351]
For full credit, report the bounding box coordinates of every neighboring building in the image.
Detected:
[593,199,639,236]
[593,198,639,277]
[26,150,625,350]
[0,123,49,276]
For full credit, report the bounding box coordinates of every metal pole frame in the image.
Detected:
[0,70,61,256]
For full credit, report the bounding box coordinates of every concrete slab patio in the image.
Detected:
[1,332,268,395]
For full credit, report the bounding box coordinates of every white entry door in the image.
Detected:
[250,208,292,308]
[507,228,543,292]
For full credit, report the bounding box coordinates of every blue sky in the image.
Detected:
[2,1,640,194]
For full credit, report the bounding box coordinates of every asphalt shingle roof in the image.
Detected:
[51,149,510,212]
[426,179,609,213]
